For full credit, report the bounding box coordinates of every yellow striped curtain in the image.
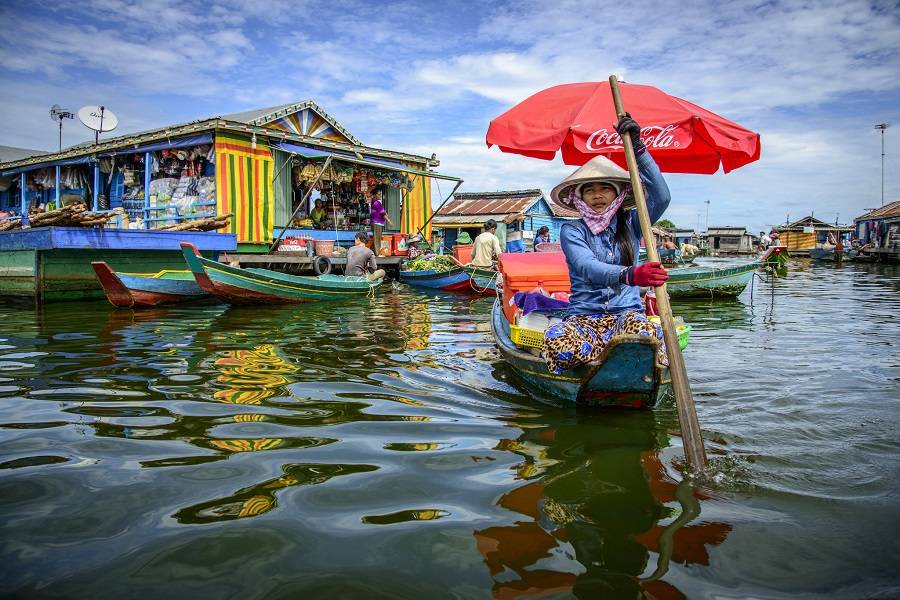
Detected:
[215,133,276,242]
[401,174,431,240]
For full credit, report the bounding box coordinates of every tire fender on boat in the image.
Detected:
[313,256,332,276]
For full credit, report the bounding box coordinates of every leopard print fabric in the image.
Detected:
[542,311,667,375]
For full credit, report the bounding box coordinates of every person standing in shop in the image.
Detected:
[369,191,394,256]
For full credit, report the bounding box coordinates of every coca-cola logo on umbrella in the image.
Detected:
[584,125,685,152]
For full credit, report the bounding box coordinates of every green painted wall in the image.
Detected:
[272,149,294,227]
[0,250,37,297]
[1,249,216,302]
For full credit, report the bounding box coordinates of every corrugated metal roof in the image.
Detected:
[222,103,296,124]
[785,215,833,228]
[0,145,48,163]
[547,200,579,218]
[707,227,747,234]
[855,200,900,221]
[0,112,434,171]
[439,189,543,216]
[433,213,522,226]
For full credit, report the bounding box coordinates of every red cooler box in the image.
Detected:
[498,252,571,324]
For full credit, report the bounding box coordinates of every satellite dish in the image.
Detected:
[78,105,118,133]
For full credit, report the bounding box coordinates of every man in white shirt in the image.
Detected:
[471,219,502,268]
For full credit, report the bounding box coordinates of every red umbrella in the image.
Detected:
[486,81,760,173]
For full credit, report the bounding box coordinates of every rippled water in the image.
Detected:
[1,259,898,598]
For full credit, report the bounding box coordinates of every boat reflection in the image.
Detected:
[475,409,731,598]
[172,462,378,524]
[212,343,297,405]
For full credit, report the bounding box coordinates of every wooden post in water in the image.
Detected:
[608,75,707,473]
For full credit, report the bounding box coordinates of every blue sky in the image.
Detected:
[2,0,899,233]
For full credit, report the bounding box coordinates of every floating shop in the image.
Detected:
[854,201,900,261]
[776,215,852,255]
[432,189,576,253]
[0,100,460,301]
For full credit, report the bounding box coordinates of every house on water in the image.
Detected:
[854,201,900,261]
[704,226,756,254]
[671,228,700,247]
[431,189,577,252]
[0,100,460,301]
[776,215,853,255]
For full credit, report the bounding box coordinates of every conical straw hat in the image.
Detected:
[550,156,633,210]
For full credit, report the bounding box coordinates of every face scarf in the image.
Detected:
[571,184,630,235]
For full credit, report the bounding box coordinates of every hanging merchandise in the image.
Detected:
[300,163,319,184]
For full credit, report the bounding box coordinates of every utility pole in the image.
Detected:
[704,200,710,232]
[875,123,890,207]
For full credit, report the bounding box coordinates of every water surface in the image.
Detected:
[1,259,898,598]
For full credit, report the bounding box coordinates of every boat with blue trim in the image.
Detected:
[398,266,471,292]
[180,242,381,304]
[92,261,208,307]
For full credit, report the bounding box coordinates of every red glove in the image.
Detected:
[621,261,668,287]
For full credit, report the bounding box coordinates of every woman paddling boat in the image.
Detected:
[542,114,671,375]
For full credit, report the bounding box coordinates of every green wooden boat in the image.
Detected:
[491,300,676,407]
[665,262,759,298]
[181,242,382,304]
[465,266,499,294]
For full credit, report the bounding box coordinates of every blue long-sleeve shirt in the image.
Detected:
[560,151,671,315]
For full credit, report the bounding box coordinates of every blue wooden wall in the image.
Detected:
[436,196,576,250]
[524,197,573,243]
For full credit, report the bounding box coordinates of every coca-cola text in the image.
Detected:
[585,125,681,151]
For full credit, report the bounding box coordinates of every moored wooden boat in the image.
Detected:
[642,247,696,267]
[180,242,381,304]
[760,245,789,266]
[465,266,499,294]
[809,247,855,262]
[399,266,471,291]
[665,262,759,298]
[491,300,671,407]
[91,261,208,307]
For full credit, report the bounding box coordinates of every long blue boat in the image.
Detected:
[399,266,471,291]
[92,262,208,307]
[491,300,672,407]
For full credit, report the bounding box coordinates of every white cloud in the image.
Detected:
[1,0,898,235]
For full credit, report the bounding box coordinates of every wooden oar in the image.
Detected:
[609,75,707,474]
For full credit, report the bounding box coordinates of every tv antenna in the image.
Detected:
[875,123,890,207]
[78,105,118,144]
[49,104,75,152]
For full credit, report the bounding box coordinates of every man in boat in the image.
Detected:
[541,114,671,375]
[471,219,503,269]
[345,231,385,281]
